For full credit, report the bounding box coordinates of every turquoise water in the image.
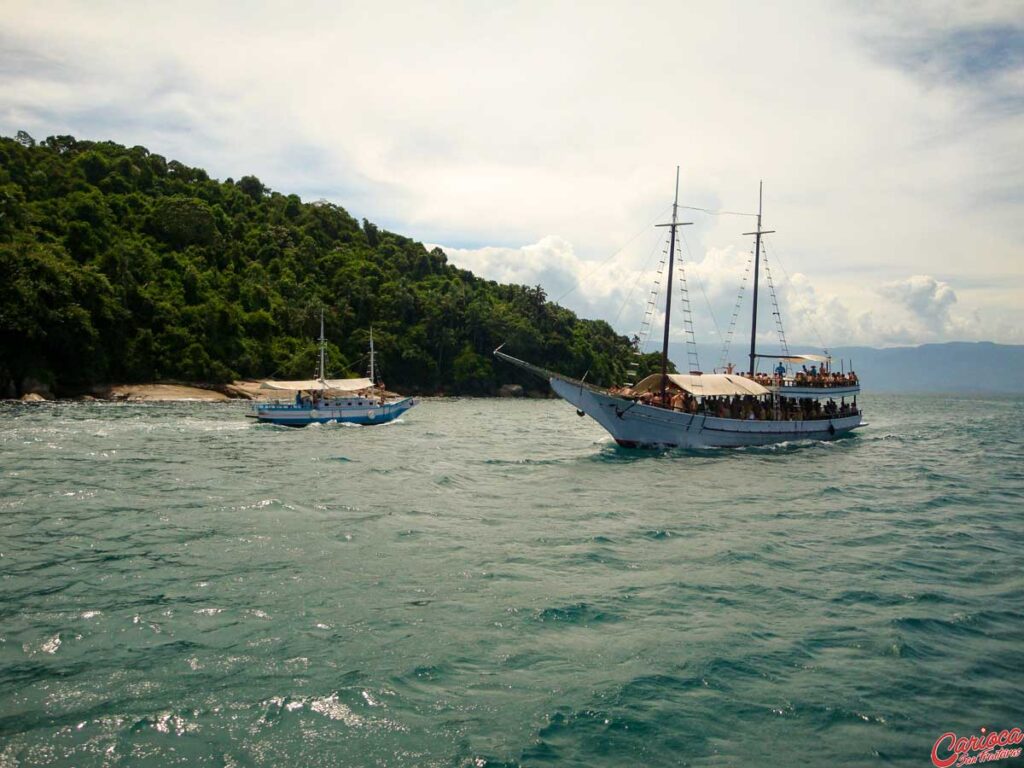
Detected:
[1,395,1022,766]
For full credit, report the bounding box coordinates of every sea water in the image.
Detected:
[1,395,1021,766]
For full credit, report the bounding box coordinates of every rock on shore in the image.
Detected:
[103,384,231,402]
[8,380,416,403]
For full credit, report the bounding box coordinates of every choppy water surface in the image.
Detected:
[1,395,1022,766]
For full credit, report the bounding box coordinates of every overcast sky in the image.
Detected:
[2,0,1021,348]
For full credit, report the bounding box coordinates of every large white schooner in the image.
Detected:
[496,170,863,448]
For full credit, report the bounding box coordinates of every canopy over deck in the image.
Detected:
[260,378,373,392]
[778,354,831,364]
[633,373,769,398]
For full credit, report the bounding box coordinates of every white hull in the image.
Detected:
[249,397,415,427]
[550,378,861,448]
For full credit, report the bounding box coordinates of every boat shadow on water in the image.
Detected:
[589,430,862,463]
[254,417,410,431]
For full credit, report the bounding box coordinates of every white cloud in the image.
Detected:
[868,275,978,343]
[880,275,957,322]
[0,0,1021,344]
[437,236,586,302]
[438,233,668,337]
[443,235,1009,348]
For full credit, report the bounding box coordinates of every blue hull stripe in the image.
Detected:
[253,398,415,427]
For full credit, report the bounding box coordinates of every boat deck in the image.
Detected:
[770,384,860,397]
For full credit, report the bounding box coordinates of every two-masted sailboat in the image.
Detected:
[248,312,415,427]
[495,170,863,448]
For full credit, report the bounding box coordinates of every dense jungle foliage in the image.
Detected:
[0,132,670,396]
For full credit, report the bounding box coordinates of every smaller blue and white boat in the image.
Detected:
[249,314,415,427]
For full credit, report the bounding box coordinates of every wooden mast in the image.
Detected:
[744,182,774,376]
[318,307,326,382]
[655,167,692,403]
[369,327,376,385]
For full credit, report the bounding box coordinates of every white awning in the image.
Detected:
[778,354,831,364]
[324,378,374,392]
[260,378,374,392]
[632,373,769,397]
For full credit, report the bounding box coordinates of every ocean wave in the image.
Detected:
[2,394,1022,767]
[532,602,621,625]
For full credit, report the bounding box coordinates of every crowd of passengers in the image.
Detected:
[747,364,858,388]
[623,390,858,420]
[790,367,858,387]
[292,390,386,407]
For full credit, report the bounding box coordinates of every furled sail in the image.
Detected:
[777,354,831,364]
[632,373,769,398]
[260,378,373,392]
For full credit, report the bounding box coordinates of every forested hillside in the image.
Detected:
[0,132,655,397]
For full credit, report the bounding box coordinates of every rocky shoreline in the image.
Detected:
[9,381,537,403]
[12,381,264,403]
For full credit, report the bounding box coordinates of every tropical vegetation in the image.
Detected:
[0,132,669,396]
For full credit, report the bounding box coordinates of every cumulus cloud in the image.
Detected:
[880,275,957,321]
[867,275,980,343]
[439,234,667,336]
[438,237,587,302]
[443,234,998,349]
[0,1,1020,344]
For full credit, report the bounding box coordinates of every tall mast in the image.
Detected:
[744,182,774,376]
[655,166,692,402]
[369,327,376,384]
[318,307,326,382]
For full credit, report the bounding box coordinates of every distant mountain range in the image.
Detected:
[667,341,1024,394]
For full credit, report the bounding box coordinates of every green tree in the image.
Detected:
[0,132,645,396]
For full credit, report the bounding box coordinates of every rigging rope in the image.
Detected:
[552,204,672,305]
[675,230,701,373]
[636,246,668,353]
[622,235,669,386]
[678,204,757,218]
[717,247,753,372]
[497,204,670,357]
[680,230,724,347]
[612,226,667,327]
[760,241,829,352]
[761,245,790,358]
